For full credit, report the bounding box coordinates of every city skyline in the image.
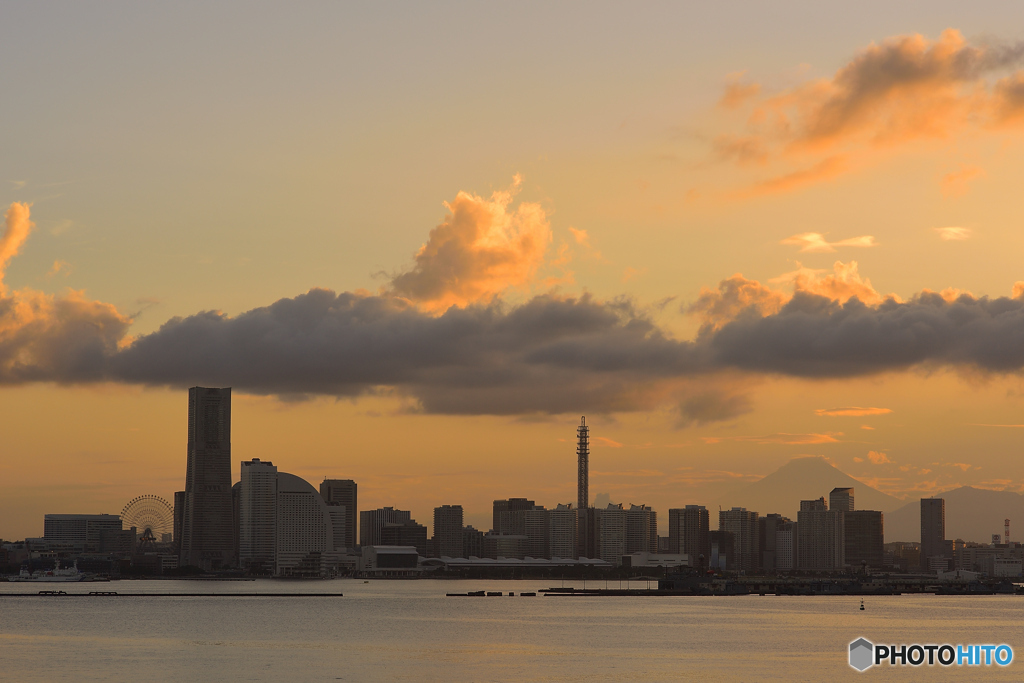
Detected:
[6,5,1024,542]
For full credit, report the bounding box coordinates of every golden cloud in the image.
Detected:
[780,232,877,253]
[815,406,892,417]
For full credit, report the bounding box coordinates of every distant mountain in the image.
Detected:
[714,456,905,519]
[884,486,1024,543]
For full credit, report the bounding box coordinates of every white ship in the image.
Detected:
[8,560,84,582]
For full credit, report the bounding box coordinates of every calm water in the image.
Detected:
[1,578,1022,681]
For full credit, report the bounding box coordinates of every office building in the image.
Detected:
[180,387,233,570]
[319,479,357,549]
[492,498,536,534]
[798,498,844,571]
[845,510,884,568]
[433,505,464,558]
[776,521,798,572]
[381,521,428,557]
[759,513,791,573]
[239,458,277,572]
[710,530,734,570]
[626,505,658,554]
[360,508,412,547]
[483,532,528,559]
[523,507,549,558]
[719,507,759,573]
[829,487,855,513]
[921,498,947,571]
[594,504,628,566]
[43,514,122,552]
[463,525,485,558]
[668,506,710,564]
[548,504,577,559]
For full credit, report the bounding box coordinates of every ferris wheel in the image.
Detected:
[121,495,175,548]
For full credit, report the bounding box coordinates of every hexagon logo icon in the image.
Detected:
[849,638,874,672]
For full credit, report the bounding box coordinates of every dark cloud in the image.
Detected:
[709,290,1024,377]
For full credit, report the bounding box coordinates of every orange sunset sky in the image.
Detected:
[4,3,1024,539]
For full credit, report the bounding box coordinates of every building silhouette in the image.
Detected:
[320,479,357,550]
[576,416,590,559]
[626,504,657,554]
[360,507,412,547]
[829,487,854,513]
[43,514,122,553]
[594,503,627,565]
[433,505,464,558]
[719,507,759,573]
[381,520,428,556]
[668,505,710,562]
[921,498,946,571]
[797,497,844,571]
[759,513,791,573]
[276,472,340,576]
[547,504,576,559]
[845,510,884,568]
[492,498,536,534]
[462,525,485,558]
[180,387,233,570]
[239,459,277,572]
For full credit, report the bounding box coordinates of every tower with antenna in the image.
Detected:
[576,416,590,559]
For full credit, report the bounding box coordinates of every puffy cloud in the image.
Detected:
[388,176,551,313]
[815,406,892,417]
[716,30,1024,193]
[774,260,889,305]
[780,232,876,253]
[0,204,132,384]
[866,450,892,464]
[0,203,34,294]
[687,274,786,331]
[677,390,752,427]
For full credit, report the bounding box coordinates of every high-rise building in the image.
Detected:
[43,514,122,552]
[920,498,946,571]
[577,416,591,559]
[797,498,844,571]
[709,530,734,570]
[239,459,277,572]
[759,513,791,573]
[359,507,412,547]
[547,504,576,559]
[173,491,184,555]
[830,487,855,513]
[523,507,549,558]
[381,520,429,556]
[492,498,536,534]
[593,503,627,565]
[320,479,357,549]
[276,472,340,576]
[845,510,884,568]
[776,521,798,572]
[626,504,657,554]
[668,506,710,563]
[463,525,485,558]
[433,505,464,558]
[718,507,759,573]
[180,387,233,570]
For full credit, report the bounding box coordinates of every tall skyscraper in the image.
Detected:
[920,498,946,571]
[433,505,464,558]
[173,490,185,555]
[276,472,339,576]
[547,504,577,559]
[180,387,233,570]
[845,510,884,568]
[577,416,591,559]
[320,479,357,549]
[593,503,627,565]
[359,507,412,547]
[239,458,278,572]
[829,487,854,512]
[797,497,844,571]
[719,507,759,573]
[759,513,791,573]
[626,504,657,554]
[492,498,536,534]
[668,505,710,562]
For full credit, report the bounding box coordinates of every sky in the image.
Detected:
[4,2,1024,539]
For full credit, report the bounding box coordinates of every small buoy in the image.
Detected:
[860,599,865,611]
